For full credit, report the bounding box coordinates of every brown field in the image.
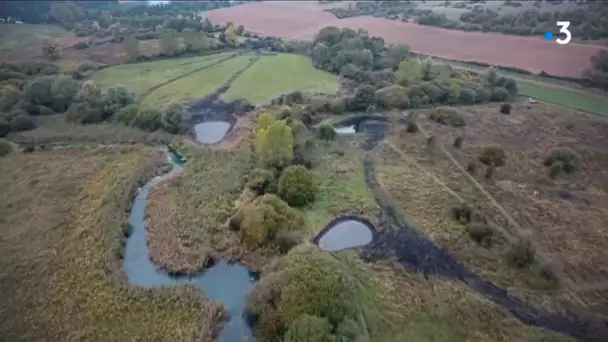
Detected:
[204,2,604,78]
[385,102,608,314]
[0,146,225,341]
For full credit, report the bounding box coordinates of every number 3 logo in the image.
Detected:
[556,21,571,45]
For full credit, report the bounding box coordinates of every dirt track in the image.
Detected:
[204,2,605,78]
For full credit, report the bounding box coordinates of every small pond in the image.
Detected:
[315,217,375,252]
[333,116,389,137]
[124,149,257,341]
[194,121,231,144]
[334,125,356,135]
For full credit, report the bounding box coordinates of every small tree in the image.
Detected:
[256,118,294,168]
[116,104,139,125]
[225,24,238,47]
[499,103,512,114]
[41,38,60,60]
[479,145,506,167]
[318,123,336,142]
[278,165,317,207]
[543,147,581,174]
[123,35,140,61]
[453,135,464,148]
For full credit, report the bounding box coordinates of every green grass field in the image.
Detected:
[141,54,253,109]
[519,82,608,117]
[222,54,339,105]
[0,24,72,52]
[89,52,233,95]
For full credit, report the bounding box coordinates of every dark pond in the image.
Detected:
[194,121,232,144]
[124,149,257,342]
[333,115,389,137]
[315,216,375,252]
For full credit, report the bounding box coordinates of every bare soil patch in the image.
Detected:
[204,2,603,78]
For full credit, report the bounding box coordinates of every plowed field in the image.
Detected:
[204,2,605,79]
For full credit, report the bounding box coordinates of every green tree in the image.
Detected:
[254,112,276,133]
[395,59,421,86]
[116,104,139,125]
[318,124,336,141]
[278,165,317,207]
[161,103,185,133]
[49,1,85,29]
[225,24,238,47]
[256,119,294,168]
[123,35,140,61]
[160,29,180,56]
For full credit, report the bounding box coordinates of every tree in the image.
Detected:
[318,124,336,141]
[200,17,213,32]
[123,35,140,61]
[160,29,180,56]
[49,1,85,29]
[396,59,421,86]
[116,104,139,125]
[256,118,294,169]
[278,165,317,207]
[41,38,60,60]
[386,43,410,65]
[225,24,238,47]
[182,30,210,52]
[161,103,185,133]
[375,85,409,109]
[235,24,245,35]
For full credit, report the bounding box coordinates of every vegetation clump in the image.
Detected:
[468,223,494,247]
[451,202,473,224]
[506,239,535,268]
[0,139,12,156]
[543,147,582,175]
[255,113,294,169]
[429,107,465,127]
[245,245,360,341]
[318,123,336,141]
[238,194,305,247]
[247,168,278,195]
[500,103,512,114]
[278,165,317,207]
[479,145,506,167]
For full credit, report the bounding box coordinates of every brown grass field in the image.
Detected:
[204,2,604,78]
[382,102,608,315]
[0,146,226,341]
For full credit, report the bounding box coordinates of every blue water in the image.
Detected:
[194,121,231,144]
[317,219,373,252]
[123,149,257,341]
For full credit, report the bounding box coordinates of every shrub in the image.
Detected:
[116,104,140,125]
[275,231,301,254]
[549,161,563,179]
[474,87,491,103]
[405,120,418,133]
[0,118,9,137]
[375,84,410,109]
[131,107,162,131]
[239,194,305,247]
[329,98,345,114]
[429,107,465,127]
[318,123,336,141]
[284,315,334,342]
[543,147,581,174]
[459,88,476,104]
[453,135,464,149]
[466,162,477,174]
[278,165,317,207]
[0,139,12,156]
[506,239,535,268]
[247,168,277,195]
[468,223,493,247]
[10,113,35,132]
[73,41,89,50]
[0,85,23,111]
[161,103,185,134]
[499,103,511,114]
[490,87,511,101]
[451,202,473,224]
[478,145,506,166]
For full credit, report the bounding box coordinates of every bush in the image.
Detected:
[247,168,277,195]
[278,165,317,207]
[275,231,301,254]
[543,147,581,174]
[375,84,410,109]
[0,85,23,111]
[405,120,418,133]
[318,123,336,141]
[499,103,511,114]
[474,87,491,103]
[73,41,90,50]
[329,98,345,114]
[506,239,535,268]
[490,87,511,101]
[549,161,563,179]
[239,194,305,247]
[451,202,473,224]
[478,145,506,166]
[429,107,465,127]
[131,107,162,131]
[10,113,35,132]
[468,223,493,247]
[0,139,12,156]
[466,162,477,174]
[284,315,334,342]
[116,104,140,125]
[0,118,10,137]
[453,135,463,148]
[459,88,476,104]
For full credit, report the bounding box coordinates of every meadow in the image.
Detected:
[0,146,225,341]
[518,82,608,117]
[0,24,72,52]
